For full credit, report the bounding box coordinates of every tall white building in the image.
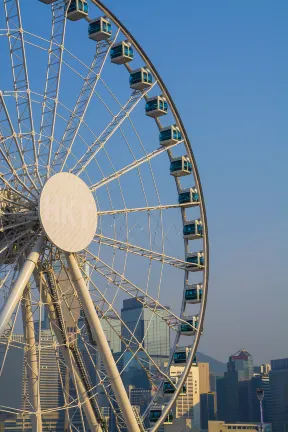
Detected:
[166,364,201,431]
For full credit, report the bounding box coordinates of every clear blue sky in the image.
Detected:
[1,0,287,366]
[103,0,288,365]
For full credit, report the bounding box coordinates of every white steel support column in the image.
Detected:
[0,235,45,339]
[65,252,141,432]
[39,275,102,432]
[21,285,42,432]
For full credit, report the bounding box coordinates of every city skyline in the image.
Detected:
[1,306,287,431]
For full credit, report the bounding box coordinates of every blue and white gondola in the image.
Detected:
[159,124,182,146]
[110,41,133,64]
[88,17,112,41]
[66,0,88,21]
[179,315,199,336]
[145,95,168,118]
[173,347,196,365]
[149,405,174,425]
[183,219,203,240]
[129,67,153,90]
[184,283,203,304]
[178,187,199,207]
[170,156,192,177]
[186,251,204,272]
[163,377,187,395]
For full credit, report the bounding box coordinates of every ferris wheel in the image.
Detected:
[0,0,209,431]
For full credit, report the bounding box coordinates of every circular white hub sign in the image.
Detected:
[39,173,97,253]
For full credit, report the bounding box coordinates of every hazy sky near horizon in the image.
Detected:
[102,0,288,365]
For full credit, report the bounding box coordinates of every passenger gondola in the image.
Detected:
[88,17,112,41]
[110,41,133,64]
[170,156,192,177]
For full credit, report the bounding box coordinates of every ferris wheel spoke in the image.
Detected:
[0,233,40,307]
[0,195,33,209]
[0,228,37,259]
[0,268,14,294]
[93,234,187,270]
[44,264,108,427]
[97,202,198,216]
[0,148,37,200]
[37,269,105,431]
[0,93,39,199]
[84,270,181,422]
[77,263,173,413]
[3,0,42,189]
[84,250,189,331]
[71,82,156,176]
[50,30,120,174]
[90,139,184,192]
[65,252,141,432]
[0,218,36,234]
[38,0,70,180]
[53,348,74,432]
[0,175,36,205]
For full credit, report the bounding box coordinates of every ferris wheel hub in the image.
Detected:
[38,172,97,252]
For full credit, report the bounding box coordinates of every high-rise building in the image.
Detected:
[129,387,153,415]
[121,297,170,390]
[249,373,272,423]
[216,349,254,423]
[254,364,271,375]
[121,297,170,361]
[169,364,200,429]
[216,376,226,421]
[237,380,251,422]
[25,329,68,431]
[0,330,72,431]
[269,358,288,432]
[217,369,239,422]
[200,392,217,430]
[227,349,254,381]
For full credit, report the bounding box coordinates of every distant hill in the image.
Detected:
[197,352,227,376]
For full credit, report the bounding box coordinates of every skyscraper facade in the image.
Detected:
[200,392,217,430]
[254,364,271,375]
[249,373,272,423]
[121,297,170,390]
[269,358,288,432]
[31,330,68,431]
[217,349,254,423]
[0,330,70,432]
[169,364,200,428]
[227,349,254,381]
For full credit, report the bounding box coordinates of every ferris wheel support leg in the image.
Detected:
[38,275,102,432]
[21,284,42,432]
[65,252,141,432]
[0,235,45,339]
